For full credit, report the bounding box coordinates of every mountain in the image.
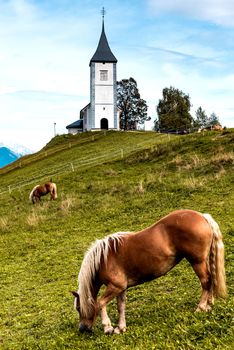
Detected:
[0,147,19,168]
[2,143,33,157]
[0,143,33,168]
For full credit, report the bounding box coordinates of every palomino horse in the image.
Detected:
[72,209,226,334]
[29,181,57,204]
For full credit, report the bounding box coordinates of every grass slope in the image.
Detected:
[0,130,233,350]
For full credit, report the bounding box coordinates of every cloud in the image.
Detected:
[0,0,233,151]
[148,0,234,27]
[9,0,37,17]
[146,61,234,126]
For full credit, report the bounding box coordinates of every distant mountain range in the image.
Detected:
[0,143,33,168]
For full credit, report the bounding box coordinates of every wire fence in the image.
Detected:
[0,132,105,175]
[0,136,167,196]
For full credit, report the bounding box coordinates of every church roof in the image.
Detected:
[66,119,83,129]
[90,21,117,65]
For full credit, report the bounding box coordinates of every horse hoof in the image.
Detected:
[104,327,114,335]
[114,327,121,334]
[195,305,210,312]
[114,327,126,334]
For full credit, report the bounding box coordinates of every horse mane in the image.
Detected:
[78,232,131,317]
[29,185,39,201]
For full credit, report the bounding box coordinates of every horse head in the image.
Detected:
[71,291,97,333]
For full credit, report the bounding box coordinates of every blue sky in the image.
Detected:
[1,0,234,151]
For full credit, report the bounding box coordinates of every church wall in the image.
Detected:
[95,63,113,84]
[93,62,115,129]
[95,85,113,104]
[90,63,95,129]
[95,105,115,129]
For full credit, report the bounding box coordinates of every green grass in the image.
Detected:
[0,130,234,349]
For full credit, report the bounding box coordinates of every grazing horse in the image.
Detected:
[72,209,226,334]
[29,181,57,204]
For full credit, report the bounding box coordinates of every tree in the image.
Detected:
[117,77,149,130]
[208,112,220,127]
[156,86,193,130]
[153,116,160,131]
[194,109,220,129]
[194,106,209,128]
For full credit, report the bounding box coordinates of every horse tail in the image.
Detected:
[203,213,227,298]
[52,183,57,199]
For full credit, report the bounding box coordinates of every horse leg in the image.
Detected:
[98,283,125,334]
[191,260,212,311]
[100,305,114,334]
[207,289,214,308]
[34,196,40,204]
[114,290,127,334]
[36,195,41,203]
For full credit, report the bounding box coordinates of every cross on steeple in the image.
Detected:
[90,7,117,65]
[101,7,106,21]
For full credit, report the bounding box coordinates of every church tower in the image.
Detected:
[66,9,118,134]
[84,9,118,131]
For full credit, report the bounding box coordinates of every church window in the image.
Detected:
[100,70,108,81]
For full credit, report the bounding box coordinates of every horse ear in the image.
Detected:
[71,291,79,299]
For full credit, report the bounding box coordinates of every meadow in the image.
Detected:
[0,130,233,349]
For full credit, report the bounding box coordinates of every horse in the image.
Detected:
[72,209,226,334]
[29,181,57,204]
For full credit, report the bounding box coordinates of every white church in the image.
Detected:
[66,13,119,133]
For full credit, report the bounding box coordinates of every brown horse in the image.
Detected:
[29,181,57,204]
[72,209,226,334]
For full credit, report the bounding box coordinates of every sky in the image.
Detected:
[1,0,234,152]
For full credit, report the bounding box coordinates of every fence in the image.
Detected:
[0,132,105,176]
[0,136,169,196]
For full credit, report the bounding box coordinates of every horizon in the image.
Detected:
[1,0,234,152]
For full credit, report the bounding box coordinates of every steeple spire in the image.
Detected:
[89,8,117,65]
[101,7,106,21]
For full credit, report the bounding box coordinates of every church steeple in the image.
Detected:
[66,8,118,134]
[90,9,117,65]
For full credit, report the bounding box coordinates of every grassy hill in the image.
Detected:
[0,130,233,349]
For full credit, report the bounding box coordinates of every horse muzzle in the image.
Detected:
[79,324,93,333]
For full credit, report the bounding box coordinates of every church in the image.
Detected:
[66,12,119,133]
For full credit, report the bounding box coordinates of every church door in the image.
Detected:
[101,118,108,130]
